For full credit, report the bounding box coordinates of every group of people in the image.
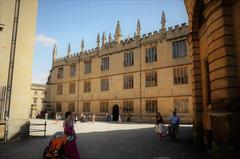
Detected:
[79,113,96,123]
[155,110,180,142]
[105,113,131,123]
[45,110,179,159]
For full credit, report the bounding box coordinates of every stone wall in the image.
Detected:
[46,24,193,123]
[184,0,240,157]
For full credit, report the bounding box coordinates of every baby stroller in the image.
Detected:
[43,132,68,159]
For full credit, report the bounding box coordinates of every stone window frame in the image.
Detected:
[145,99,158,113]
[123,74,134,89]
[123,100,134,113]
[84,60,92,74]
[68,102,75,112]
[173,66,188,85]
[69,83,76,94]
[57,84,63,95]
[145,71,158,87]
[173,98,189,113]
[124,51,134,67]
[83,102,90,112]
[172,39,187,58]
[145,46,157,63]
[100,101,108,113]
[84,80,91,93]
[70,64,76,77]
[101,78,109,91]
[57,67,64,78]
[101,56,109,71]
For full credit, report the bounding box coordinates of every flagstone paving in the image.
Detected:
[0,120,211,159]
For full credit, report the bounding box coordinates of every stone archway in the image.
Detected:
[112,105,119,121]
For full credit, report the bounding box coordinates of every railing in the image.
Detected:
[29,121,47,137]
[0,86,7,142]
[0,86,7,120]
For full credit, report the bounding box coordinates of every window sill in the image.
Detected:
[101,69,109,72]
[145,61,157,64]
[145,85,158,88]
[101,90,109,92]
[124,65,134,67]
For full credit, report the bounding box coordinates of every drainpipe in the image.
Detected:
[4,0,21,141]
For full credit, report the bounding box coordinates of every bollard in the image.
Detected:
[44,121,46,137]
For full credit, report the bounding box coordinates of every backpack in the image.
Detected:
[43,132,68,159]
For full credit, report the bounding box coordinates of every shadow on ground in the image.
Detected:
[0,126,211,159]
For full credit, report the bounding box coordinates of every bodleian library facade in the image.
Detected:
[45,12,193,122]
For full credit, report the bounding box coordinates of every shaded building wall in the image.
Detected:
[184,0,240,157]
[0,0,38,139]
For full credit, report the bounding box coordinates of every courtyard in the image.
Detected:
[0,120,211,159]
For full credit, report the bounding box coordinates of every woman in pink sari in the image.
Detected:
[63,111,80,159]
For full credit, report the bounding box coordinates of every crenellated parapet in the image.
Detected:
[166,23,188,40]
[51,11,188,68]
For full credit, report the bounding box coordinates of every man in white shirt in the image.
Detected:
[169,110,180,141]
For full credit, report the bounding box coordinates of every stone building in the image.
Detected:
[0,0,38,140]
[45,12,193,122]
[184,0,240,157]
[30,83,46,118]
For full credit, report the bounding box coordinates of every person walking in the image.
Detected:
[54,113,59,124]
[155,112,165,140]
[92,113,96,123]
[127,114,131,122]
[169,110,180,142]
[63,111,80,159]
[118,114,122,124]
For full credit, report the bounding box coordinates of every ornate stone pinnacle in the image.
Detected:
[81,39,84,52]
[161,11,166,30]
[67,43,71,56]
[96,33,100,47]
[136,19,141,37]
[114,20,122,43]
[102,31,106,47]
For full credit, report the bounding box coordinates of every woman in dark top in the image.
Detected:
[155,112,164,140]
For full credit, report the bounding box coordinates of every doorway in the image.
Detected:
[112,105,119,121]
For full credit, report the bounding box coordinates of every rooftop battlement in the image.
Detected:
[53,17,188,66]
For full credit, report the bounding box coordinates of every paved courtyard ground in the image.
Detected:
[0,120,212,159]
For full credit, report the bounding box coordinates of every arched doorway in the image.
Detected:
[112,105,119,121]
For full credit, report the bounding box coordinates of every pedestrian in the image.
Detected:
[169,110,180,142]
[45,112,48,120]
[55,112,59,124]
[58,113,62,120]
[74,114,78,123]
[105,113,109,122]
[80,113,84,122]
[110,114,113,121]
[155,112,165,140]
[92,113,96,123]
[127,114,131,122]
[118,114,122,124]
[63,111,80,159]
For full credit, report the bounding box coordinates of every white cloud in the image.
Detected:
[35,34,57,46]
[32,72,49,84]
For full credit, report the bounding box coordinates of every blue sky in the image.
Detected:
[33,0,188,84]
